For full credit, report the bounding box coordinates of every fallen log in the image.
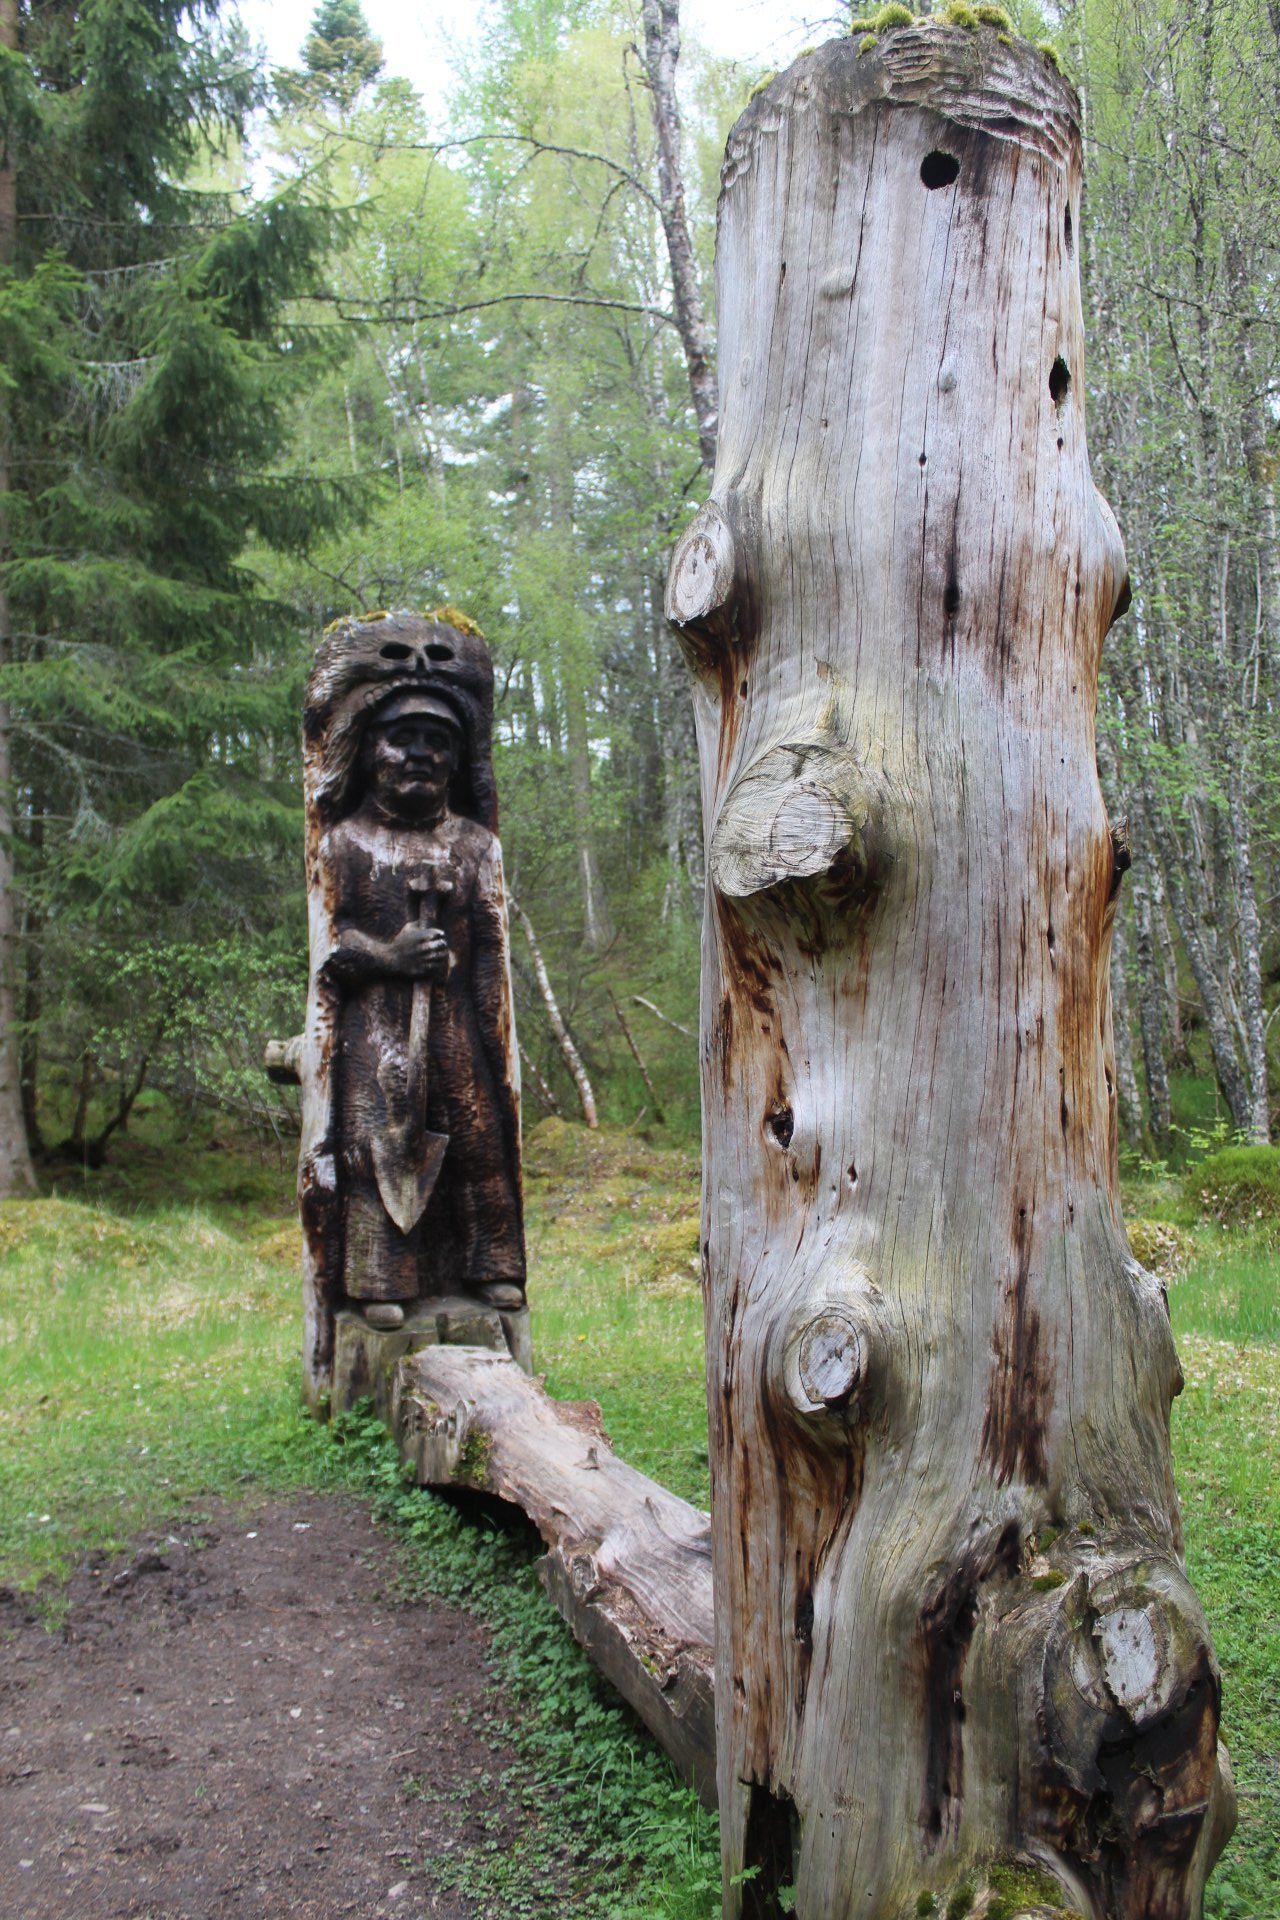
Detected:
[391,1343,716,1806]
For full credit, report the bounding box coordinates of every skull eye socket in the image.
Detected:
[425,643,454,661]
[379,641,413,661]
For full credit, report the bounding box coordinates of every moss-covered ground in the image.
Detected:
[0,1099,1275,1916]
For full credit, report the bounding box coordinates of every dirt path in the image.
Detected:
[0,1494,521,1918]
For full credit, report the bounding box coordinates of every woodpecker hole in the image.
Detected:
[921,150,960,190]
[1064,204,1074,254]
[767,1106,794,1149]
[1049,355,1071,408]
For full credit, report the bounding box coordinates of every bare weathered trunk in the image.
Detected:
[668,29,1233,1918]
[641,0,719,472]
[0,0,35,1196]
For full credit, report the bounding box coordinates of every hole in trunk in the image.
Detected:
[943,578,961,617]
[795,1586,814,1644]
[741,1783,796,1918]
[1064,204,1074,254]
[920,150,960,189]
[766,1106,794,1148]
[425,642,455,660]
[379,641,413,661]
[1049,355,1071,407]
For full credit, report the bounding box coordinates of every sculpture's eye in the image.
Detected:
[425,643,454,662]
[380,641,413,661]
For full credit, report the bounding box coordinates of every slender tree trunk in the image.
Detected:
[18,796,43,1156]
[640,0,719,472]
[608,987,665,1123]
[668,30,1233,1917]
[1153,865,1189,1068]
[518,1038,561,1117]
[564,675,613,952]
[1109,901,1144,1148]
[511,897,598,1129]
[1132,851,1174,1146]
[547,395,614,952]
[0,0,35,1195]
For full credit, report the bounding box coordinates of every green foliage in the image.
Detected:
[1185,1146,1280,1231]
[7,0,362,1160]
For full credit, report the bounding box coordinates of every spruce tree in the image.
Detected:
[0,0,356,1175]
[302,0,384,103]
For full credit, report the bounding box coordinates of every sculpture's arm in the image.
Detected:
[322,924,448,986]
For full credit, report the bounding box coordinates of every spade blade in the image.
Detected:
[371,1125,449,1236]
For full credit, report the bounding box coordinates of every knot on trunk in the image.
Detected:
[710,742,882,908]
[779,1275,883,1431]
[1036,1554,1233,1915]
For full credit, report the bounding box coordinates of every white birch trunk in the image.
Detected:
[667,27,1234,1919]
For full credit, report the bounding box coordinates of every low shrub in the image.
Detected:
[1185,1145,1280,1231]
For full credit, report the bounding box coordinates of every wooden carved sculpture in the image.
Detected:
[667,26,1234,1920]
[298,610,526,1406]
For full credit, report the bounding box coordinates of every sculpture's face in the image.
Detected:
[369,714,460,822]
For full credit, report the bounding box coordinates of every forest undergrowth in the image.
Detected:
[0,1101,1275,1917]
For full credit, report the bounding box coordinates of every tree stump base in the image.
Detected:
[325,1298,532,1419]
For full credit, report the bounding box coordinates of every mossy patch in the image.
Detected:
[1031,1569,1067,1592]
[1126,1214,1194,1276]
[748,70,778,100]
[946,1884,976,1920]
[456,1428,493,1484]
[985,1858,1073,1918]
[850,2,915,29]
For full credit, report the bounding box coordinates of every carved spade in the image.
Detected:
[372,871,451,1234]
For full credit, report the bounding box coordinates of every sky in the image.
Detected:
[233,1,847,116]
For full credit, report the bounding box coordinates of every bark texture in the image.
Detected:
[397,1344,716,1804]
[667,27,1233,1920]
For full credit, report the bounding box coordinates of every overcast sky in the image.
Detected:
[233,1,846,117]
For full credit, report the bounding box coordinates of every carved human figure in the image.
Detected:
[298,611,525,1389]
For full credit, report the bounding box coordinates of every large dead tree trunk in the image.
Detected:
[667,27,1234,1920]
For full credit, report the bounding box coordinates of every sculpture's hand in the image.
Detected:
[388,923,450,982]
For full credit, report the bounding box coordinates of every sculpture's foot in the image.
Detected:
[362,1301,406,1330]
[471,1280,525,1312]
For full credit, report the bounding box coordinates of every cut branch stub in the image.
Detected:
[671,23,1232,1920]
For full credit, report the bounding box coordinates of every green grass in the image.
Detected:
[0,1104,1276,1915]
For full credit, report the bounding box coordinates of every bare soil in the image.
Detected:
[0,1493,522,1918]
